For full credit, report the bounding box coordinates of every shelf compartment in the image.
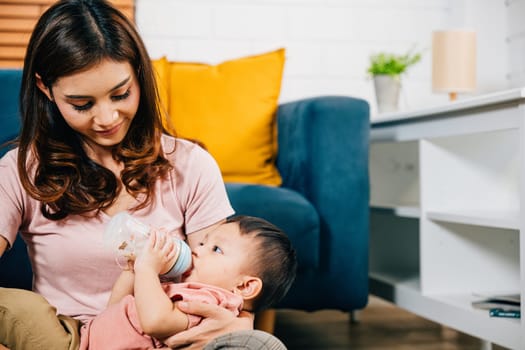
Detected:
[371,271,521,349]
[420,221,520,296]
[421,129,519,216]
[369,210,419,280]
[369,271,421,303]
[370,140,419,209]
[429,293,521,349]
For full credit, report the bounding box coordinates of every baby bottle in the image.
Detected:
[104,212,192,279]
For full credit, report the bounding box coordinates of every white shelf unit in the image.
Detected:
[369,88,525,350]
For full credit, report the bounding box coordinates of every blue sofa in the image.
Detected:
[0,68,369,314]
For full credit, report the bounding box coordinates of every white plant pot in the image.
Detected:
[373,75,401,113]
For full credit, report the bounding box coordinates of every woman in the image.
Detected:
[0,1,281,349]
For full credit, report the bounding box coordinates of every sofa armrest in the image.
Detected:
[276,95,370,310]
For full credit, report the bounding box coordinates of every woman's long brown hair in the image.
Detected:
[18,0,172,220]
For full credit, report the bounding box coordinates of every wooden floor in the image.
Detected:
[273,296,509,350]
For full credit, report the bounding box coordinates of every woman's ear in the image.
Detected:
[235,276,262,301]
[35,73,53,101]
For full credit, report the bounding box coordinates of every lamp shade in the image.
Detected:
[432,30,476,99]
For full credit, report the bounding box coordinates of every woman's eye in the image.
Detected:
[72,102,93,112]
[213,246,223,254]
[112,90,130,101]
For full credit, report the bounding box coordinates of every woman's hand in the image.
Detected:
[162,301,254,349]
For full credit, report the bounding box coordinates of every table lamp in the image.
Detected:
[432,30,476,101]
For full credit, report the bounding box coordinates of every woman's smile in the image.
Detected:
[95,121,123,137]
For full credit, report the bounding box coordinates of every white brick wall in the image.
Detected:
[506,0,525,87]
[136,0,509,116]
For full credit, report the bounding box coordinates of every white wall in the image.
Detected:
[136,0,510,117]
[506,0,525,87]
[461,0,508,93]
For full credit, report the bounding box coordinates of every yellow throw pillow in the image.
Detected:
[152,56,170,117]
[152,49,285,186]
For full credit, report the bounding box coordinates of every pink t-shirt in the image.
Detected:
[0,135,234,322]
[79,282,243,350]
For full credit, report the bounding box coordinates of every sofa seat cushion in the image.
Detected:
[0,235,32,290]
[225,183,319,271]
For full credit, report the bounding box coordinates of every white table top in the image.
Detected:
[372,87,525,126]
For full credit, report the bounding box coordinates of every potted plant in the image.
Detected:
[367,49,421,113]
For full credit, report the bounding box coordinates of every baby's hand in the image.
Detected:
[134,230,178,275]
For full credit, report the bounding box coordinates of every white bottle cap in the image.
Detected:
[161,239,192,280]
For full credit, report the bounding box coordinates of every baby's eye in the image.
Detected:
[112,90,130,101]
[213,245,223,254]
[72,101,93,112]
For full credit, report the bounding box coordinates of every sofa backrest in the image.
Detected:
[0,69,22,157]
[0,69,32,289]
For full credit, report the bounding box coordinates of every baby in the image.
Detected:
[79,215,297,349]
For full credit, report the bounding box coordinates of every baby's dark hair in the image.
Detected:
[226,215,297,312]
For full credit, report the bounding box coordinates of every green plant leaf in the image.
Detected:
[367,49,422,76]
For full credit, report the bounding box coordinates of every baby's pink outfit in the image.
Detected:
[79,282,243,350]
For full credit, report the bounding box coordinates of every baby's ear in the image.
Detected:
[235,276,262,300]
